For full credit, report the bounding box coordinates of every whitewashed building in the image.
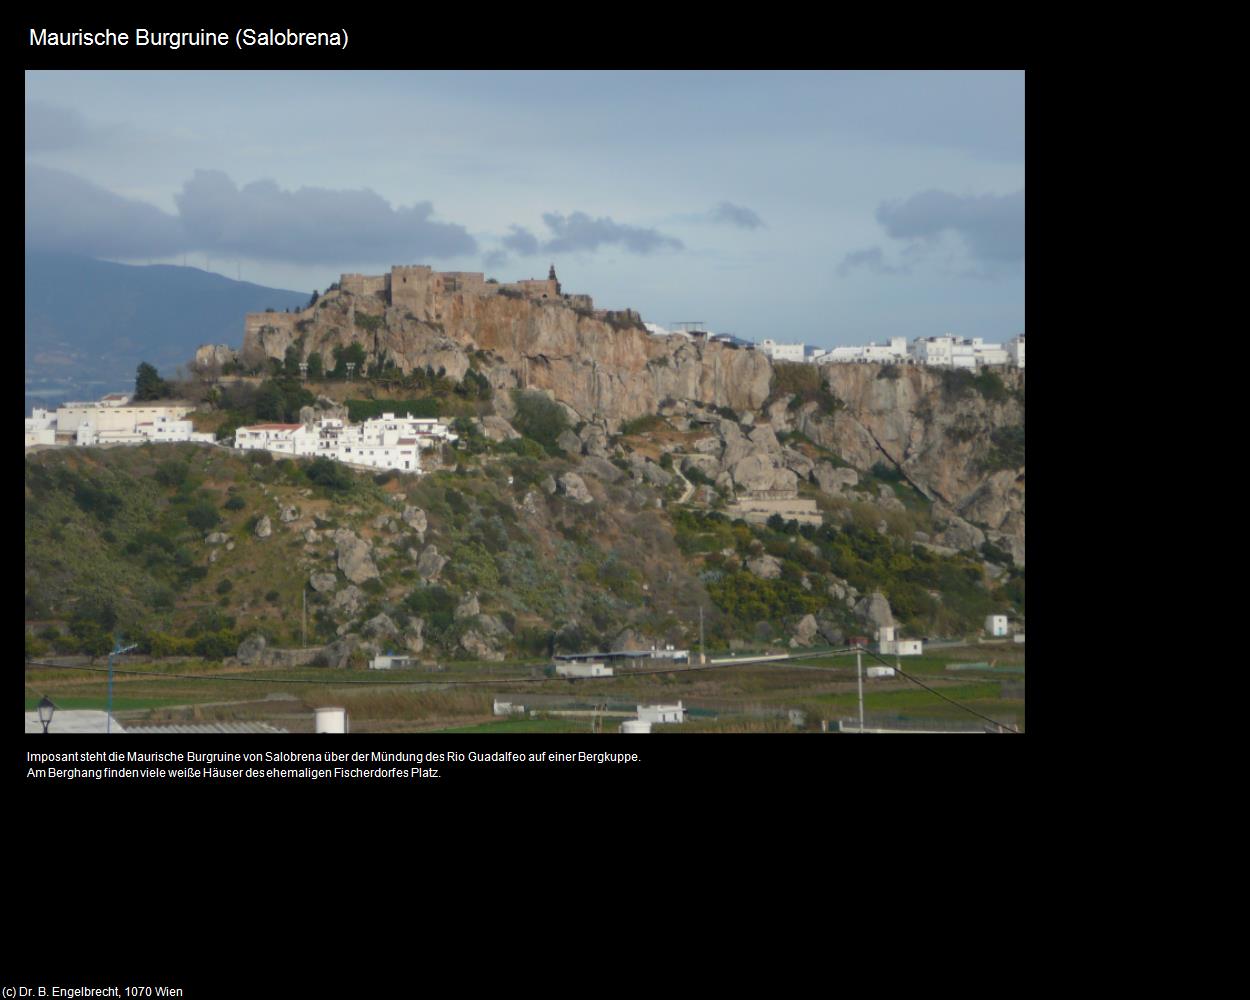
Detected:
[234,412,454,473]
[759,339,806,363]
[1007,334,1025,369]
[637,701,686,724]
[555,661,614,678]
[25,395,212,450]
[986,615,1010,637]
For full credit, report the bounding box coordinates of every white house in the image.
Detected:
[758,339,806,363]
[986,615,1009,637]
[370,654,417,670]
[555,662,614,678]
[1007,334,1025,369]
[637,701,685,724]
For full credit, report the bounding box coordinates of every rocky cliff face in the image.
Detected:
[770,365,1026,562]
[241,286,772,429]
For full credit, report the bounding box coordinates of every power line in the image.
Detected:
[855,646,1022,733]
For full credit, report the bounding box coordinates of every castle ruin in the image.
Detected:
[243,264,605,349]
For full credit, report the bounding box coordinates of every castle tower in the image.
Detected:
[548,264,561,296]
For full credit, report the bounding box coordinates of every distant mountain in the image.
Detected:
[25,253,309,411]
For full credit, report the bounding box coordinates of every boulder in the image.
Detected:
[280,506,299,523]
[309,572,337,594]
[691,436,721,455]
[205,532,229,546]
[254,515,272,539]
[747,423,780,454]
[455,592,481,620]
[817,619,844,646]
[332,529,379,584]
[236,633,268,666]
[362,613,400,640]
[747,554,783,579]
[208,548,221,564]
[937,515,986,552]
[416,545,448,581]
[813,462,859,495]
[333,585,364,616]
[402,619,425,655]
[557,472,593,504]
[480,415,521,442]
[226,540,235,551]
[304,529,319,544]
[318,635,360,669]
[854,591,895,629]
[401,506,427,540]
[541,474,557,495]
[637,460,673,488]
[793,614,818,646]
[682,454,721,480]
[556,429,583,456]
[781,448,815,479]
[581,456,625,484]
[578,423,611,459]
[460,628,505,661]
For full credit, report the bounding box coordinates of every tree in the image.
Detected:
[307,352,324,379]
[135,362,168,401]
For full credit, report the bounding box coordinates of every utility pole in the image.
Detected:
[857,647,865,733]
[107,638,139,734]
[699,605,705,665]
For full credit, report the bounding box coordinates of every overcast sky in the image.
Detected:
[25,70,1024,348]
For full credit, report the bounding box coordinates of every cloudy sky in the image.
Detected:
[25,70,1024,348]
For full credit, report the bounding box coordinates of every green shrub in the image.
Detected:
[510,391,570,455]
[619,414,666,436]
[224,495,246,511]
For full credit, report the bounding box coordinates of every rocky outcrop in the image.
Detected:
[236,633,268,666]
[362,613,400,641]
[792,614,818,646]
[557,472,593,505]
[747,554,783,580]
[416,545,448,581]
[817,364,1025,548]
[333,529,379,584]
[193,344,239,371]
[854,591,895,629]
[333,585,364,616]
[309,572,337,594]
[455,592,480,620]
[240,274,774,428]
[253,516,272,539]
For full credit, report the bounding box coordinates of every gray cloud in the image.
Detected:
[875,189,1023,263]
[837,247,908,278]
[25,164,187,258]
[502,225,539,255]
[709,201,765,229]
[540,211,682,254]
[174,170,476,263]
[482,249,508,272]
[26,165,479,265]
[25,101,93,152]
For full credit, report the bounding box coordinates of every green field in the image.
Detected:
[25,642,1023,733]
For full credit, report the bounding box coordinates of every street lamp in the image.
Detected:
[37,696,56,734]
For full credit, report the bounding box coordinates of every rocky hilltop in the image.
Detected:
[214,265,1022,559]
[238,265,772,428]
